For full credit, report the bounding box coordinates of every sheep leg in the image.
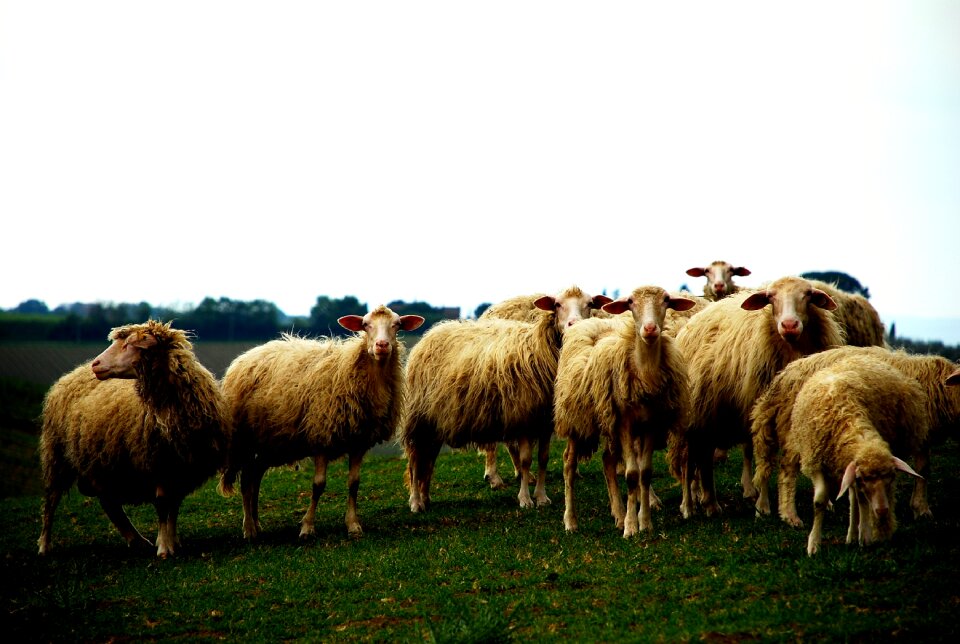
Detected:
[563,439,579,532]
[533,435,551,507]
[696,441,721,517]
[37,487,64,555]
[99,496,153,550]
[240,462,267,539]
[602,447,625,529]
[299,454,328,539]
[408,439,440,513]
[621,428,640,538]
[344,450,365,537]
[740,441,758,500]
[679,454,694,519]
[846,488,861,545]
[482,444,507,490]
[777,454,804,528]
[807,471,828,556]
[910,449,932,519]
[516,437,535,508]
[154,490,181,558]
[508,441,534,484]
[637,433,655,533]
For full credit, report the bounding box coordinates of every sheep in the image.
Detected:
[476,286,612,490]
[219,305,424,539]
[780,355,925,555]
[685,261,751,301]
[37,320,230,557]
[752,345,960,523]
[400,294,569,512]
[662,292,711,339]
[553,286,695,536]
[807,280,885,347]
[671,275,843,518]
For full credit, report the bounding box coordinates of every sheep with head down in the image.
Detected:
[37,320,231,557]
[219,304,424,539]
[670,275,843,518]
[685,261,751,301]
[477,286,612,489]
[553,286,695,536]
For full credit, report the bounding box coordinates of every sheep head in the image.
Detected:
[741,276,837,344]
[686,261,751,300]
[602,286,696,344]
[339,305,424,361]
[837,454,921,543]
[533,286,612,334]
[91,320,176,380]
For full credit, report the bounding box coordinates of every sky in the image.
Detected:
[1,1,958,344]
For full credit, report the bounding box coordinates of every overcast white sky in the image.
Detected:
[2,1,958,343]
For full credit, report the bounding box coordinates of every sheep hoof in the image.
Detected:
[484,474,508,490]
[298,526,315,540]
[783,516,804,528]
[535,495,551,507]
[347,525,363,539]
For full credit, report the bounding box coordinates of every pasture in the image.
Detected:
[2,435,959,641]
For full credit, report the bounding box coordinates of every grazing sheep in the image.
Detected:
[401,294,569,512]
[554,286,695,536]
[753,345,960,523]
[219,305,424,539]
[477,286,612,490]
[671,275,843,518]
[37,320,230,557]
[685,261,751,301]
[781,355,925,555]
[808,280,885,347]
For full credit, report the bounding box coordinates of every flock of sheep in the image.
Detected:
[36,262,960,558]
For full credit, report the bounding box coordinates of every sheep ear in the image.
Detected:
[732,266,752,277]
[741,291,770,311]
[591,294,614,309]
[893,456,923,479]
[686,267,707,278]
[809,288,838,311]
[837,462,858,500]
[338,315,365,332]
[130,333,158,350]
[602,299,631,315]
[945,368,960,387]
[533,295,556,312]
[399,315,425,331]
[669,297,697,312]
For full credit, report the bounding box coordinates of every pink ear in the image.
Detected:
[741,291,771,311]
[893,456,923,479]
[338,315,364,332]
[733,266,751,277]
[945,368,960,387]
[400,315,425,331]
[809,288,838,311]
[533,295,556,312]
[591,294,614,308]
[837,461,858,500]
[602,299,631,315]
[686,267,707,278]
[131,333,158,350]
[669,297,697,312]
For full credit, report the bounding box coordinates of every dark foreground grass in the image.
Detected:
[2,438,959,642]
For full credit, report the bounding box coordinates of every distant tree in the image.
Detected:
[800,270,870,298]
[387,300,459,334]
[178,297,281,340]
[309,295,365,336]
[12,299,49,314]
[474,303,491,318]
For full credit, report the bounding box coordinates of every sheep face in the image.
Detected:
[91,328,159,380]
[338,305,424,361]
[686,261,750,300]
[838,455,921,544]
[534,288,612,334]
[602,286,696,343]
[741,276,837,343]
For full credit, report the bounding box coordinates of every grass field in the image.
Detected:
[2,433,959,642]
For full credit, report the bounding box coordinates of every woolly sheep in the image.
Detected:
[219,305,424,539]
[752,345,960,523]
[477,286,612,489]
[685,261,751,301]
[554,286,695,536]
[781,355,925,555]
[671,275,843,518]
[401,295,568,512]
[807,280,885,347]
[37,320,231,557]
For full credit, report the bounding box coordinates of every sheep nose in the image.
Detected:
[780,319,800,334]
[567,318,580,327]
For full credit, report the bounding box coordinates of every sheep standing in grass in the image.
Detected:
[401,294,570,512]
[37,320,230,557]
[554,286,695,536]
[685,261,751,301]
[219,305,424,539]
[753,345,960,523]
[477,286,612,489]
[782,355,925,555]
[671,276,843,517]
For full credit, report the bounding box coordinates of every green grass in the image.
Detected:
[2,438,959,642]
